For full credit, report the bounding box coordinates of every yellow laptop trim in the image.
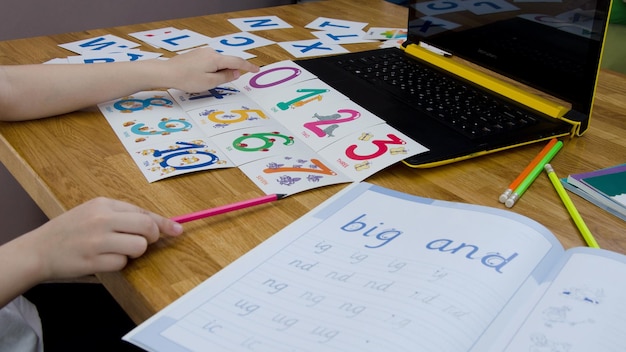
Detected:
[403,43,570,119]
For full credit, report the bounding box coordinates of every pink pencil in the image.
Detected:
[171,194,287,224]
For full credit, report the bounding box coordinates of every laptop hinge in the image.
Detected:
[562,109,590,136]
[403,43,570,119]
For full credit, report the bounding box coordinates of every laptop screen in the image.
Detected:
[407,0,611,118]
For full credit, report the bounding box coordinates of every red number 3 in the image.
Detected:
[345,134,405,160]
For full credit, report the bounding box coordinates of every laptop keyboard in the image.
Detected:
[335,51,539,139]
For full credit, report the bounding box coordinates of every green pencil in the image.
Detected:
[505,140,563,208]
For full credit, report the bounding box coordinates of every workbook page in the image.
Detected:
[125,182,563,352]
[498,248,626,351]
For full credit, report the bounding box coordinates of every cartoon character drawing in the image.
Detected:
[542,306,571,327]
[541,305,595,327]
[529,333,571,352]
[561,286,604,304]
[389,146,408,155]
[291,94,323,108]
[307,175,323,182]
[354,161,371,171]
[311,112,341,137]
[277,175,301,186]
[265,162,286,170]
[358,132,373,141]
[180,156,200,165]
[188,87,240,101]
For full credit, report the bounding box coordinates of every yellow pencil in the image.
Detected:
[544,164,600,248]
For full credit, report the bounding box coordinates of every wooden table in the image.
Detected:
[1,0,625,324]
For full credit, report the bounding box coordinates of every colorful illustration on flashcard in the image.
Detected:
[211,123,307,166]
[277,99,385,152]
[254,78,348,116]
[232,60,317,96]
[131,138,233,183]
[380,38,406,48]
[187,101,272,137]
[364,27,408,40]
[238,152,351,195]
[317,123,429,181]
[167,85,250,112]
[99,91,204,149]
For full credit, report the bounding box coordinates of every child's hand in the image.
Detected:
[163,47,260,93]
[30,197,183,281]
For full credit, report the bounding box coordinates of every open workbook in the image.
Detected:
[124,182,626,351]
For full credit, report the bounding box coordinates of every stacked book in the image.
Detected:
[561,163,626,221]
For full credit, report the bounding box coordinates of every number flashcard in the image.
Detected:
[99,61,429,194]
[187,101,272,137]
[317,123,428,181]
[281,101,386,152]
[131,138,233,182]
[233,60,318,96]
[100,91,202,150]
[252,78,348,115]
[239,152,351,195]
[210,122,301,166]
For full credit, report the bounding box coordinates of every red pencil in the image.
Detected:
[498,138,558,203]
[171,194,287,224]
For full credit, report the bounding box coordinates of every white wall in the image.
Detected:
[0,163,48,245]
[0,0,295,41]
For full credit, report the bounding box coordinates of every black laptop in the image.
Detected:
[295,0,611,167]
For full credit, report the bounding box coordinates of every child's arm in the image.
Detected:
[0,47,259,121]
